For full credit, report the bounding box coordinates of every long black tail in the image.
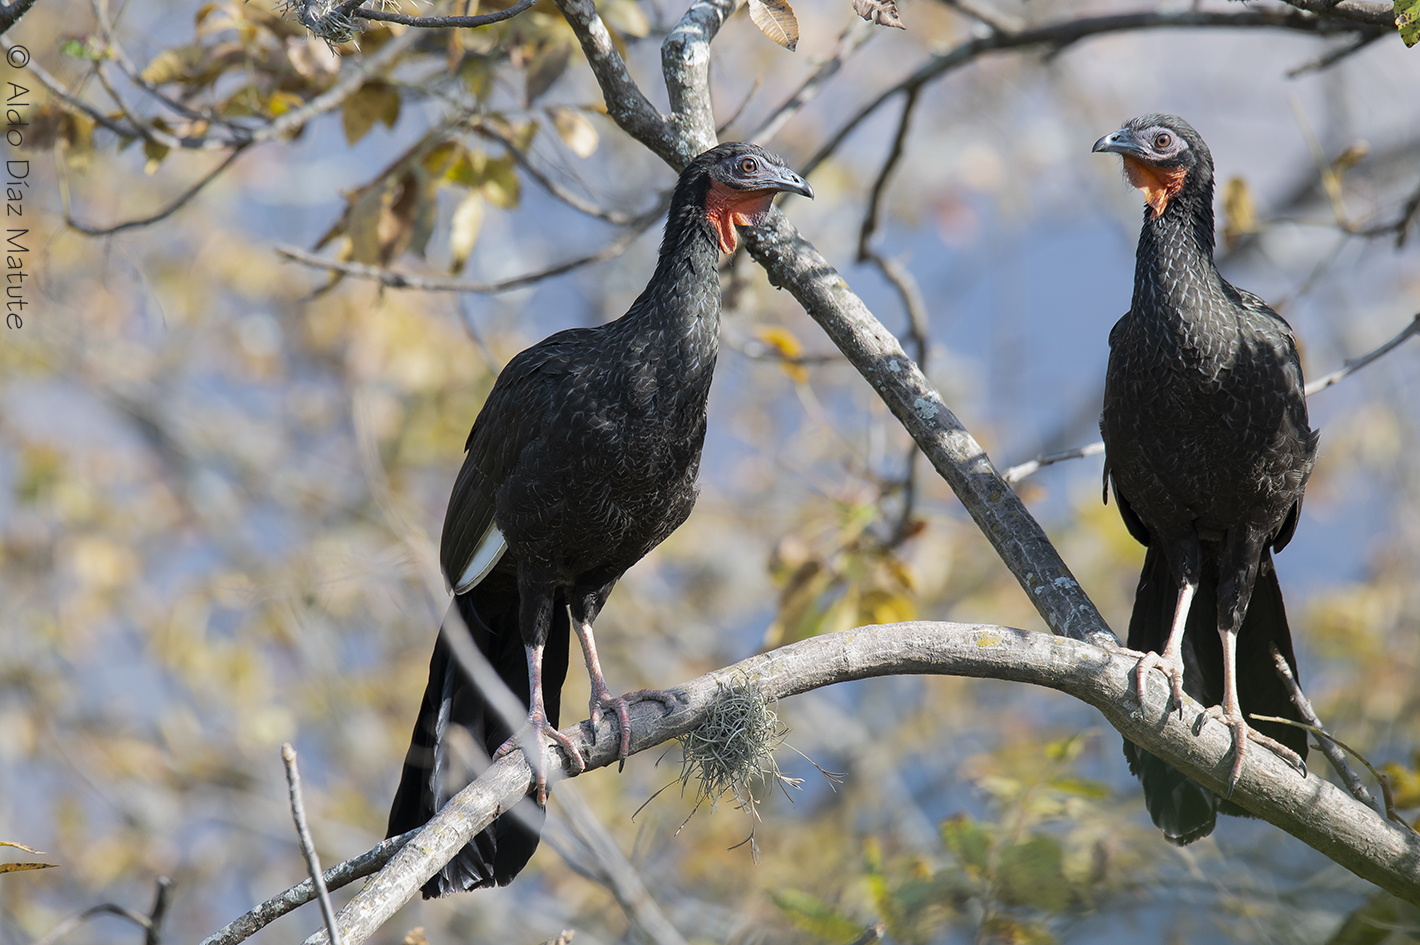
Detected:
[1122,546,1308,845]
[387,571,570,896]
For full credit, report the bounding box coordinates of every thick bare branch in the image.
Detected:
[299,622,1420,945]
[554,0,673,162]
[738,211,1115,647]
[1278,0,1395,27]
[0,0,36,35]
[662,0,735,160]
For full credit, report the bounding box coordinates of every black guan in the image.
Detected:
[387,143,812,896]
[1093,115,1317,844]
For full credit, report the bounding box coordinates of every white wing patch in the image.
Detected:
[454,523,507,594]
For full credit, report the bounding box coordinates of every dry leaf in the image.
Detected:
[1222,176,1256,249]
[747,0,799,50]
[602,0,650,38]
[525,43,573,106]
[549,106,599,158]
[852,0,904,29]
[402,927,428,945]
[1,841,57,875]
[342,82,401,145]
[449,192,485,273]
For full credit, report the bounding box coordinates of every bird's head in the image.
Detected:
[1092,114,1213,219]
[680,142,813,254]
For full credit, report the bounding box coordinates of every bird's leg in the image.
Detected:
[573,616,676,770]
[1135,579,1195,716]
[493,643,586,806]
[1199,627,1306,795]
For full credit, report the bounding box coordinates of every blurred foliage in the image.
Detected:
[3,0,1420,943]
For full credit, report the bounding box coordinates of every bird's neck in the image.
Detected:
[615,194,723,377]
[1131,182,1224,324]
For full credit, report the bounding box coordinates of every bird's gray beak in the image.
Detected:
[1092,129,1145,158]
[769,168,814,199]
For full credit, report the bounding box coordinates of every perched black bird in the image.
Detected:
[387,142,813,895]
[1093,115,1317,844]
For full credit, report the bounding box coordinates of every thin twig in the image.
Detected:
[1266,643,1376,811]
[1286,30,1385,77]
[1248,715,1413,831]
[282,744,343,945]
[1304,313,1420,395]
[196,831,414,945]
[349,0,536,29]
[749,18,875,145]
[1007,313,1420,482]
[144,878,173,945]
[1003,442,1106,484]
[276,201,664,293]
[803,8,1379,178]
[472,118,647,225]
[67,146,249,237]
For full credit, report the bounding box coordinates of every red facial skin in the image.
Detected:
[1122,155,1188,217]
[704,181,780,254]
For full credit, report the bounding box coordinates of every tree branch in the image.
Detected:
[0,0,36,35]
[300,622,1420,945]
[346,0,536,28]
[275,201,665,292]
[804,8,1383,177]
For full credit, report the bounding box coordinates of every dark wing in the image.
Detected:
[1224,284,1319,553]
[439,330,589,588]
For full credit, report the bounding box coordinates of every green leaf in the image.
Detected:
[940,814,991,873]
[479,157,521,209]
[997,836,1071,913]
[1396,0,1419,47]
[770,890,862,941]
[1046,776,1110,799]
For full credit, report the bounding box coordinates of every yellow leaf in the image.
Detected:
[143,137,169,175]
[139,46,204,85]
[448,192,485,273]
[602,0,650,38]
[479,157,520,209]
[342,81,401,145]
[549,106,599,158]
[1222,176,1255,249]
[1397,0,1419,46]
[266,91,306,118]
[756,326,808,383]
[0,862,58,874]
[747,0,799,50]
[0,842,46,854]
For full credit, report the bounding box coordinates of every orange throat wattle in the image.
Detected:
[704,182,778,254]
[1122,156,1188,217]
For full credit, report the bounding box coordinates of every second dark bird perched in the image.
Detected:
[386,142,812,896]
[1093,114,1318,845]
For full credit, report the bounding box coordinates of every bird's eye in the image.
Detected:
[1154,132,1173,149]
[740,158,757,174]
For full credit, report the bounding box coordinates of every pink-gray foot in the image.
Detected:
[494,708,586,806]
[589,686,678,770]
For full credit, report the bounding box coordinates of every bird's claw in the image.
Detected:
[494,716,586,806]
[1133,650,1187,718]
[1198,704,1307,797]
[589,687,678,771]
